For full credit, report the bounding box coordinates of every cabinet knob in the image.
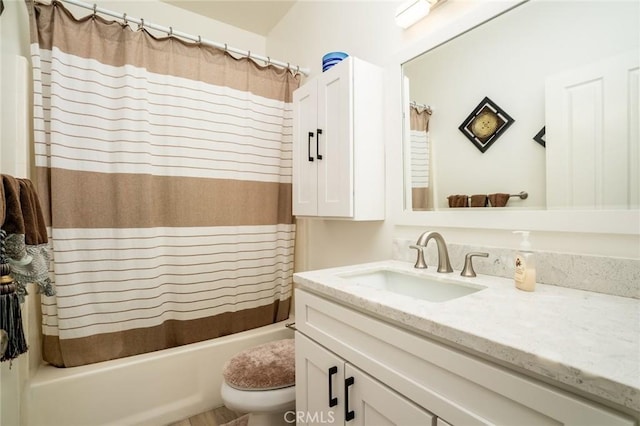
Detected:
[308,131,314,162]
[316,128,323,160]
[328,366,338,407]
[345,376,355,421]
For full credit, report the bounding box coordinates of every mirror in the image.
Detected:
[402,0,639,212]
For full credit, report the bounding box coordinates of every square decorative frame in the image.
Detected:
[458,96,515,153]
[533,126,546,147]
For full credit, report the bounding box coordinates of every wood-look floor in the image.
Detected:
[170,406,243,426]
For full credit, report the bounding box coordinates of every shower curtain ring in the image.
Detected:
[296,65,300,74]
[139,18,144,31]
[122,13,127,25]
[197,35,202,44]
[224,43,228,52]
[168,26,173,37]
[266,57,271,66]
[92,3,97,18]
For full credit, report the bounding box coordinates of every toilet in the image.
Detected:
[221,339,296,426]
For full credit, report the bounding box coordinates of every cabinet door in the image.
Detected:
[295,333,345,426]
[293,81,319,216]
[345,364,435,426]
[316,60,354,217]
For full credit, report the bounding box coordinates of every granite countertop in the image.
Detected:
[293,260,640,413]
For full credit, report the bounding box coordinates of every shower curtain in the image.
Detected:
[28,1,298,367]
[410,105,432,210]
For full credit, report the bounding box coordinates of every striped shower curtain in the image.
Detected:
[28,1,298,367]
[410,105,432,210]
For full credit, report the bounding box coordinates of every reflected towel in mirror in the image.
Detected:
[447,194,469,208]
[488,193,510,207]
[470,194,488,207]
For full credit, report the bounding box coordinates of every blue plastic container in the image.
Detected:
[322,51,349,72]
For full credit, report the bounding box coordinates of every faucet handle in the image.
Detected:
[461,252,489,277]
[409,244,428,269]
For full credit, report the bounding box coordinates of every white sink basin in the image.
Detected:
[340,268,486,302]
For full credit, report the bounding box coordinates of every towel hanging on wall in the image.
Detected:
[1,175,54,301]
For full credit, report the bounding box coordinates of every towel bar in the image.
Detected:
[447,191,529,202]
[509,191,528,199]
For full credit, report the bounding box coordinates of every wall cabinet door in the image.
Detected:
[296,333,435,426]
[292,81,320,216]
[293,59,353,218]
[292,57,384,220]
[316,61,353,218]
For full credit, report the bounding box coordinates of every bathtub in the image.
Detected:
[27,319,295,426]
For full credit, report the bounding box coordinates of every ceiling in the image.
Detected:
[162,1,297,36]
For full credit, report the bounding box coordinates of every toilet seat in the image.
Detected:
[220,338,296,425]
[223,338,295,391]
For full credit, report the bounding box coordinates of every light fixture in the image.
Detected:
[395,0,438,29]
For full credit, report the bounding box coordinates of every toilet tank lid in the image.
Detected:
[223,338,295,390]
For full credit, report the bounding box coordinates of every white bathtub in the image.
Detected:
[27,319,295,426]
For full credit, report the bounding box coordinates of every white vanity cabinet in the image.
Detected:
[294,289,636,426]
[296,333,434,426]
[292,57,384,220]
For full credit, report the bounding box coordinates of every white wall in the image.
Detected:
[267,0,640,270]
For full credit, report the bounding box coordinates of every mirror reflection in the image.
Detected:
[402,0,639,211]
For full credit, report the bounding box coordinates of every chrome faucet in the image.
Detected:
[409,231,453,273]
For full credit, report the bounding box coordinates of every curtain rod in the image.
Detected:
[56,0,311,76]
[410,101,432,112]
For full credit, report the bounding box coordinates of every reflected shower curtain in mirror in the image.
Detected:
[410,105,432,210]
[28,1,299,367]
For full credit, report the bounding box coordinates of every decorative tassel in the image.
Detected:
[0,229,28,362]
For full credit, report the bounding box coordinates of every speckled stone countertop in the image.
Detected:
[293,260,640,413]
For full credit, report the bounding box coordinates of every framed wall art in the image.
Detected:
[533,126,546,147]
[458,96,514,153]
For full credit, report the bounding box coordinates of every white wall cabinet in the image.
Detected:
[296,333,434,426]
[295,289,636,426]
[292,57,384,220]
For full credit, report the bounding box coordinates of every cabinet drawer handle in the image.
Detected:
[308,131,314,162]
[316,128,323,160]
[328,366,338,407]
[345,376,355,422]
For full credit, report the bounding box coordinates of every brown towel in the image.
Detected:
[1,175,54,300]
[0,178,5,227]
[470,194,488,207]
[488,193,510,207]
[2,175,24,234]
[447,194,469,208]
[18,179,48,245]
[2,176,48,244]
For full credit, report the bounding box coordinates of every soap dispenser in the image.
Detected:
[513,231,536,292]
